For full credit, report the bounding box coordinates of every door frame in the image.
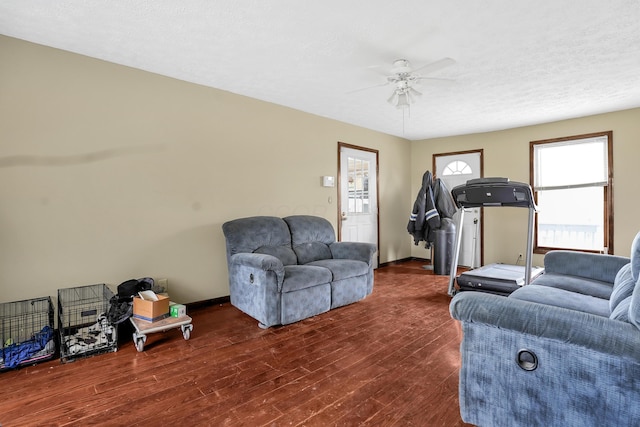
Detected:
[337,142,380,266]
[433,149,484,267]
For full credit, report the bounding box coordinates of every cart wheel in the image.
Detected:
[133,332,147,352]
[182,324,192,340]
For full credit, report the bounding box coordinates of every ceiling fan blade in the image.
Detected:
[412,57,456,75]
[414,76,455,83]
[346,81,390,94]
[366,64,393,77]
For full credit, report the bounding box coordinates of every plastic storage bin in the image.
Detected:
[58,284,117,363]
[1,296,56,370]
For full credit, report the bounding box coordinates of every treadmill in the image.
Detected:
[447,177,544,296]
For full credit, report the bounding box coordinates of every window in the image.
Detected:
[530,131,613,253]
[442,160,472,175]
[347,156,370,214]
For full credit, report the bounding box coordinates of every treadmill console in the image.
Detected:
[451,177,536,209]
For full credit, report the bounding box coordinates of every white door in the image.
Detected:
[434,152,482,268]
[339,145,379,268]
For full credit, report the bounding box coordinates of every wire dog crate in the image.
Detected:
[58,284,117,363]
[1,296,56,371]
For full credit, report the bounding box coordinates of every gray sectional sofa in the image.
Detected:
[450,232,640,426]
[222,215,376,328]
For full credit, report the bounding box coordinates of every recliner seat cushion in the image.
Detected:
[306,259,370,281]
[281,265,332,293]
[510,285,610,317]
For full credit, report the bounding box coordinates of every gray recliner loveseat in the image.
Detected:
[450,232,640,426]
[222,215,376,328]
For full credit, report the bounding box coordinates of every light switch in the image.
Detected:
[322,176,335,187]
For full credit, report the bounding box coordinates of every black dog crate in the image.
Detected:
[1,296,56,371]
[58,284,117,363]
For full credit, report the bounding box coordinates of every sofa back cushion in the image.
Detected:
[611,295,632,322]
[631,231,640,282]
[610,263,634,314]
[284,215,335,264]
[628,232,640,328]
[222,216,298,265]
[630,279,640,328]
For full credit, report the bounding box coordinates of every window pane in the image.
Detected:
[443,160,472,176]
[533,137,608,189]
[537,187,604,251]
[347,156,370,214]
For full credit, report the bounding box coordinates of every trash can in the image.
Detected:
[434,218,456,275]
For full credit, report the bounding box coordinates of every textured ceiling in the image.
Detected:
[2,0,640,140]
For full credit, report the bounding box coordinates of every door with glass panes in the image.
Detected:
[339,144,378,268]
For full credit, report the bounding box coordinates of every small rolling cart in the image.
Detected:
[129,315,193,352]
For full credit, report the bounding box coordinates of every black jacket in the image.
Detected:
[407,171,457,248]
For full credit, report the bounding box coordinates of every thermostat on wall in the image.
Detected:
[322,176,335,187]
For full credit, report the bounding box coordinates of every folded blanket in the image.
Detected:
[2,325,53,369]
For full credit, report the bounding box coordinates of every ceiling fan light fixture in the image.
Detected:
[395,92,410,109]
[387,92,398,106]
[387,89,412,109]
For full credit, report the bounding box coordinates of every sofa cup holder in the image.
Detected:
[516,349,538,371]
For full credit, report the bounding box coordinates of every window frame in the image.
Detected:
[529,131,613,254]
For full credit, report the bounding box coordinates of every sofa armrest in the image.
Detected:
[229,253,285,288]
[450,291,640,360]
[329,242,377,266]
[544,250,630,284]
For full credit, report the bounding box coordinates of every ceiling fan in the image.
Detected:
[351,57,456,109]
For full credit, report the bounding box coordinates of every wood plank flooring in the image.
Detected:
[0,261,472,426]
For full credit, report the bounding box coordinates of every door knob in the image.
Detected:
[341,212,348,220]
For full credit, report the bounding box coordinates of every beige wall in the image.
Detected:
[3,34,639,306]
[0,36,412,303]
[411,108,640,265]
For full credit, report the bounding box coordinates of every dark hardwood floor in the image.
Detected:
[0,261,471,426]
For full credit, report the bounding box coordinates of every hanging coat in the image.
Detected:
[407,171,457,248]
[433,177,458,220]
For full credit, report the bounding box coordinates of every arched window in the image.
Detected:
[442,160,472,176]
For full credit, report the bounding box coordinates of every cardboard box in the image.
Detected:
[169,302,186,318]
[133,294,170,322]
